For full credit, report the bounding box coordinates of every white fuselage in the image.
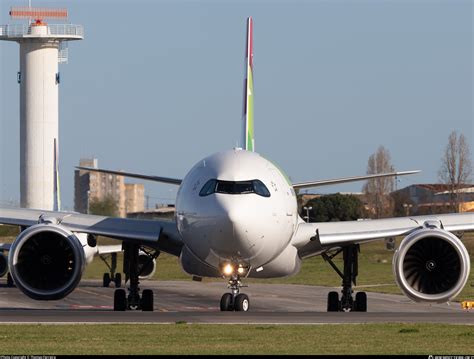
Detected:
[176,149,301,278]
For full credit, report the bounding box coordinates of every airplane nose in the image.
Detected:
[211,198,261,260]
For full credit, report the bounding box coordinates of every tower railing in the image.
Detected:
[0,24,84,38]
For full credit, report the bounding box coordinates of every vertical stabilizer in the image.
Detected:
[242,17,255,151]
[53,138,61,211]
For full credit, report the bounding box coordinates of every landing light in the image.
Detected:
[223,263,234,276]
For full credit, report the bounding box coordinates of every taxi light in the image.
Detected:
[223,263,234,276]
[237,266,245,275]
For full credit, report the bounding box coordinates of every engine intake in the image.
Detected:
[8,223,85,300]
[393,227,470,303]
[138,250,156,280]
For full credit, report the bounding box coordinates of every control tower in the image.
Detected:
[0,7,83,210]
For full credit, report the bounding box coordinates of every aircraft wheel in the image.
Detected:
[141,289,154,311]
[234,293,250,312]
[103,273,111,288]
[114,273,122,288]
[327,291,340,312]
[354,292,367,312]
[220,293,233,311]
[6,272,14,287]
[114,289,127,311]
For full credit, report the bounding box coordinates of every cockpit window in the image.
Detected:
[199,179,217,196]
[199,179,271,197]
[216,181,254,194]
[253,179,271,197]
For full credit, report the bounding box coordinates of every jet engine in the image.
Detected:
[0,252,7,278]
[393,226,470,303]
[8,223,85,300]
[138,250,156,280]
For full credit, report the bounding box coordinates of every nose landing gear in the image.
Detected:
[220,275,250,312]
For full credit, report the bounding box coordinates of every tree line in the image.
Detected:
[87,131,472,220]
[301,130,472,222]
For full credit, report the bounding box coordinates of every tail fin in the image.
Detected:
[242,17,255,151]
[53,138,61,211]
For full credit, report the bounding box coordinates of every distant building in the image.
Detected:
[392,184,474,214]
[125,183,145,214]
[74,158,145,217]
[127,205,175,221]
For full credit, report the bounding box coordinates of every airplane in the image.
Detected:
[0,17,472,312]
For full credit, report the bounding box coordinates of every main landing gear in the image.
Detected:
[113,243,158,311]
[220,274,250,312]
[6,272,14,287]
[323,244,367,312]
[100,253,122,288]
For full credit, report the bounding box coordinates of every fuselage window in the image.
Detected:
[199,179,271,197]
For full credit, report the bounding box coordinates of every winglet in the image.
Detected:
[242,17,255,151]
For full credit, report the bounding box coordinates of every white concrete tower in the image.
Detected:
[0,7,83,210]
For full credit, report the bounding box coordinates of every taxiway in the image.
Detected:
[0,280,471,324]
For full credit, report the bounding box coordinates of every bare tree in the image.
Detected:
[363,145,395,218]
[438,131,472,213]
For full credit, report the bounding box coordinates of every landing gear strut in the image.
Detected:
[6,272,14,287]
[220,274,249,312]
[100,253,122,288]
[322,244,367,312]
[113,242,154,311]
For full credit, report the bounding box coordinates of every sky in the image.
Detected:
[1,0,472,210]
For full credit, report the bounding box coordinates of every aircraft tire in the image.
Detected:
[103,273,111,288]
[114,273,122,288]
[220,293,233,311]
[234,293,250,312]
[114,289,127,311]
[327,291,339,312]
[141,289,154,311]
[354,292,367,312]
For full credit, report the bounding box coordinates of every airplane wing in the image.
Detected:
[76,167,182,185]
[292,170,420,190]
[291,212,474,258]
[0,207,183,256]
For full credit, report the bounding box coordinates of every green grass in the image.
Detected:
[0,323,472,355]
[2,227,474,301]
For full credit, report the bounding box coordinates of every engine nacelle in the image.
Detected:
[8,223,86,300]
[393,227,470,303]
[138,250,156,280]
[0,252,7,278]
